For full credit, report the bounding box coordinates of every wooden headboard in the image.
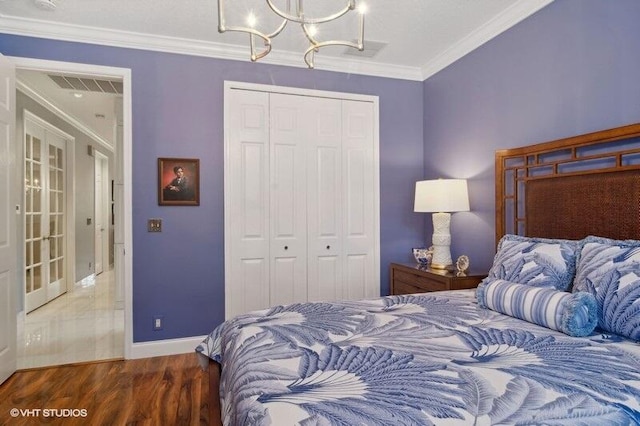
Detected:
[495,123,640,245]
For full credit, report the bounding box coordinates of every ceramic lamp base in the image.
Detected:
[431,212,453,269]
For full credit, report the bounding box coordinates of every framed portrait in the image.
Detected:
[158,157,200,206]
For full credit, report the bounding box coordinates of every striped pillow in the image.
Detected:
[477,279,598,337]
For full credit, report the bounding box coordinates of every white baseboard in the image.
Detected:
[129,335,207,359]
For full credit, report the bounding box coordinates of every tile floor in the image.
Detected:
[17,268,124,369]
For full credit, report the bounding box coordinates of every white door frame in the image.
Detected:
[23,109,75,311]
[0,53,17,386]
[94,150,109,276]
[11,56,133,359]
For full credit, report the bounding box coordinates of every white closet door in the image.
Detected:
[226,90,270,319]
[342,100,377,300]
[269,94,308,306]
[307,97,343,302]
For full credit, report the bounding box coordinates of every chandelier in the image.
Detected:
[217,0,366,69]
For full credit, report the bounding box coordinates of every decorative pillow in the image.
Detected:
[573,236,640,341]
[477,279,598,337]
[487,234,580,291]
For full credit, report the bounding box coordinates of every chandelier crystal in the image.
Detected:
[217,0,366,68]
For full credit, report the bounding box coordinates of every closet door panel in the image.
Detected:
[307,97,343,302]
[312,256,340,302]
[343,100,377,299]
[269,94,308,306]
[345,254,367,300]
[226,90,270,318]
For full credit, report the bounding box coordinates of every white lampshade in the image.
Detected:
[414,179,470,213]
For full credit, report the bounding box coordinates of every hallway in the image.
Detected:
[17,269,123,369]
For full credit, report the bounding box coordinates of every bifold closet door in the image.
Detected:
[306,97,343,302]
[307,99,376,302]
[269,94,308,306]
[342,100,377,300]
[226,86,379,319]
[226,89,271,319]
[226,91,310,318]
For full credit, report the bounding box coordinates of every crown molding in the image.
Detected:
[420,0,554,80]
[0,14,424,81]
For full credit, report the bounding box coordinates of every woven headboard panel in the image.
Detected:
[526,171,640,240]
[496,123,640,245]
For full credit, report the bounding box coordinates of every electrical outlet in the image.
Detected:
[153,315,164,331]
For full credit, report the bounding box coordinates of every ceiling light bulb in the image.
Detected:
[73,93,83,98]
[357,3,367,14]
[308,25,318,37]
[246,13,257,28]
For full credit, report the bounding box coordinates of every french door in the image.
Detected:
[24,115,68,313]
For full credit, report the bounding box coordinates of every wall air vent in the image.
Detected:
[48,74,123,95]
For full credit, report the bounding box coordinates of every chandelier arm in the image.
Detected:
[266,0,355,25]
[220,26,272,61]
[304,48,316,69]
[301,23,319,46]
[265,18,289,39]
[303,39,362,68]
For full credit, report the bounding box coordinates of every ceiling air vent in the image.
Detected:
[48,74,123,95]
[342,40,386,58]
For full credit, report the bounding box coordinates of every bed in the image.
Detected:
[197,123,640,425]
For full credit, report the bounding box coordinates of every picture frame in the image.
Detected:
[158,157,200,206]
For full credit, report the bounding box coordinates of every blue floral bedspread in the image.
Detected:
[196,290,640,425]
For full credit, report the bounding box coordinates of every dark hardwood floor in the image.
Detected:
[0,353,209,425]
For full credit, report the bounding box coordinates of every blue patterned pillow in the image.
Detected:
[573,236,640,341]
[477,279,598,337]
[487,234,580,291]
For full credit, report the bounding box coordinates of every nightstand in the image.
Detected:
[390,263,486,295]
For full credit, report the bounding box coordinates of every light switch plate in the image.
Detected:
[148,218,162,232]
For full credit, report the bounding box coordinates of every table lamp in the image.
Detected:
[414,179,469,269]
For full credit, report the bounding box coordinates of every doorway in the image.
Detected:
[11,57,133,369]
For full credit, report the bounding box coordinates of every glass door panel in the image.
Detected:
[24,121,67,312]
[47,144,65,295]
[24,130,46,312]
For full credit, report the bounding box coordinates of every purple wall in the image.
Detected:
[423,0,640,271]
[0,35,425,341]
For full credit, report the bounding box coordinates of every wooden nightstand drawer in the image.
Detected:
[390,263,486,295]
[394,270,448,292]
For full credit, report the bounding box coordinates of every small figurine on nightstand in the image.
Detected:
[456,255,470,276]
[413,246,434,266]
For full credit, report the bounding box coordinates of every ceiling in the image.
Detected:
[16,69,120,149]
[1,0,553,147]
